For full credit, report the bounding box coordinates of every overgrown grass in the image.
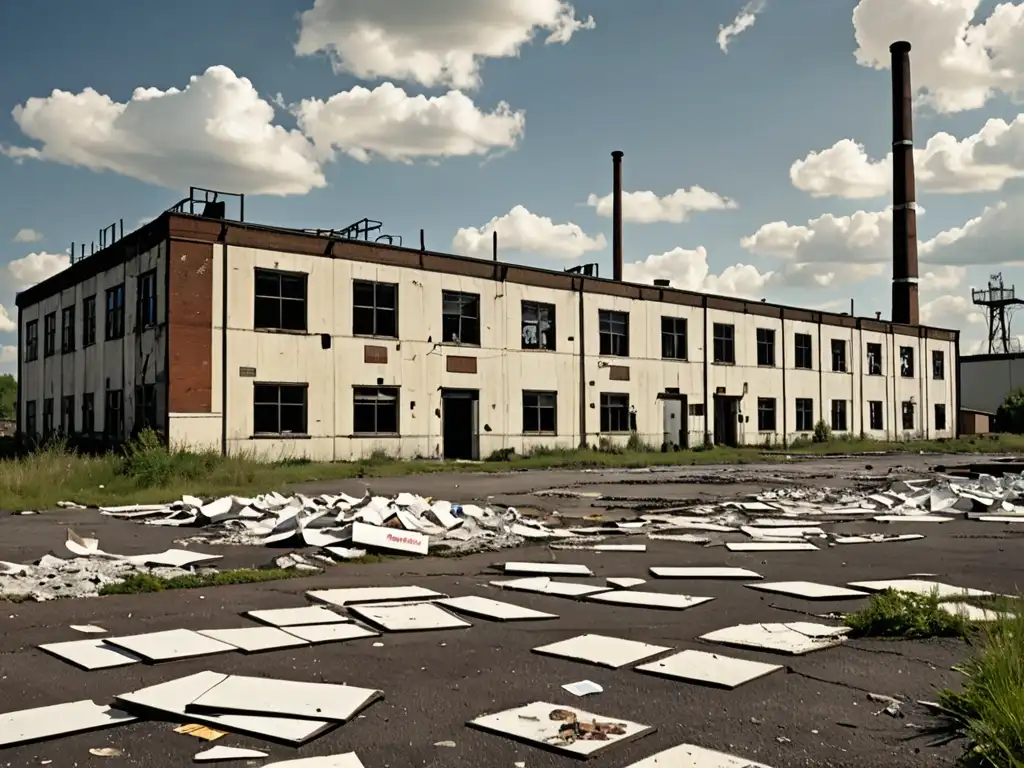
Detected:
[98,567,309,595]
[2,430,1024,511]
[844,589,974,639]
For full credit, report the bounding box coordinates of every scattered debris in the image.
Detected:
[700,622,851,655]
[433,740,457,748]
[88,747,122,757]
[562,680,604,697]
[635,650,783,690]
[174,724,228,741]
[0,700,137,748]
[533,634,672,669]
[621,742,773,767]
[70,624,107,634]
[194,745,269,762]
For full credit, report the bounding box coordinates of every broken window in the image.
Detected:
[831,399,848,431]
[756,328,775,367]
[24,400,36,436]
[599,310,629,357]
[442,290,480,345]
[352,280,398,337]
[61,306,75,354]
[934,403,947,431]
[688,403,705,417]
[866,342,882,375]
[794,333,813,369]
[869,400,883,430]
[43,312,56,357]
[24,320,38,362]
[104,389,124,438]
[757,397,776,431]
[712,323,735,364]
[134,384,157,431]
[254,269,307,332]
[900,346,914,377]
[42,397,54,435]
[831,339,847,372]
[522,391,557,433]
[795,398,814,431]
[521,301,556,351]
[932,350,945,380]
[660,316,687,360]
[82,295,96,347]
[61,395,74,433]
[81,393,95,433]
[901,400,915,430]
[254,383,308,435]
[353,386,399,435]
[105,284,125,340]
[599,392,630,432]
[137,270,158,329]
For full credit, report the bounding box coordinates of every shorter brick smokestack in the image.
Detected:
[890,41,920,325]
[612,151,623,281]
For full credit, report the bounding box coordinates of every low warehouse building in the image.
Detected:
[14,200,958,461]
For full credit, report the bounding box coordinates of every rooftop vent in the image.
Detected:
[653,279,671,287]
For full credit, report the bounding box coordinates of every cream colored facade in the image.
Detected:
[168,244,958,461]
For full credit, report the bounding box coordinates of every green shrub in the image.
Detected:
[813,419,832,443]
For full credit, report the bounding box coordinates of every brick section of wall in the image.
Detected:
[168,240,214,412]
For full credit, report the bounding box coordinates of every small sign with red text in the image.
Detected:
[351,521,429,555]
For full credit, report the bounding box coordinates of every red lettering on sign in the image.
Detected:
[386,533,421,546]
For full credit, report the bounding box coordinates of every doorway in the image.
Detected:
[713,394,740,448]
[441,389,479,460]
[659,394,687,450]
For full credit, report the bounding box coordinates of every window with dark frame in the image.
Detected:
[43,312,56,357]
[932,350,945,380]
[660,316,687,360]
[831,339,847,372]
[902,400,915,430]
[713,323,735,364]
[61,395,74,433]
[254,269,307,332]
[900,346,914,377]
[866,342,883,375]
[61,306,75,354]
[81,393,95,433]
[42,397,53,435]
[105,284,125,340]
[104,389,123,438]
[831,399,848,431]
[352,280,398,338]
[253,383,308,435]
[794,333,813,369]
[598,310,629,357]
[599,393,630,432]
[442,290,481,345]
[24,320,38,362]
[757,397,777,431]
[137,270,158,329]
[869,400,883,430]
[353,386,399,435]
[795,398,814,431]
[25,400,37,436]
[82,296,96,346]
[756,328,775,367]
[521,302,556,351]
[935,403,947,431]
[522,391,557,433]
[134,384,157,432]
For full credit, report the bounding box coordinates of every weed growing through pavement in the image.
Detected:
[843,590,972,639]
[98,568,309,595]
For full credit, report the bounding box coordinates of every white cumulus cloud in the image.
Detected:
[452,205,606,259]
[623,246,773,299]
[791,115,1024,198]
[852,0,1024,113]
[0,304,15,333]
[741,208,899,266]
[12,228,42,243]
[920,197,1024,265]
[717,0,767,53]
[294,83,524,164]
[296,0,595,90]
[586,187,737,224]
[8,252,71,289]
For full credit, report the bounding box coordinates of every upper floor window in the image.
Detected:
[255,269,307,332]
[713,323,735,364]
[900,346,914,377]
[442,290,480,345]
[352,280,398,338]
[794,333,813,369]
[831,339,847,373]
[866,342,882,375]
[599,310,629,357]
[61,306,75,354]
[24,320,38,362]
[932,350,945,380]
[105,284,125,340]
[661,316,687,361]
[137,270,158,329]
[522,301,556,351]
[82,296,96,347]
[43,312,56,357]
[756,328,775,367]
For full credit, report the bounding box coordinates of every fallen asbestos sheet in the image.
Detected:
[622,742,774,767]
[701,622,851,655]
[0,700,137,748]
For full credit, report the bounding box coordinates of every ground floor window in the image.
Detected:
[522,391,557,433]
[757,397,776,431]
[830,399,847,432]
[869,400,883,430]
[901,401,915,431]
[134,384,157,432]
[254,383,308,435]
[934,403,947,431]
[795,398,813,431]
[600,393,630,433]
[43,398,54,436]
[25,400,36,436]
[104,390,123,438]
[82,393,95,433]
[353,386,399,435]
[61,395,75,433]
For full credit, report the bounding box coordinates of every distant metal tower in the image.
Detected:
[972,273,1024,354]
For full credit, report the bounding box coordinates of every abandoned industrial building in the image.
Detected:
[13,42,960,461]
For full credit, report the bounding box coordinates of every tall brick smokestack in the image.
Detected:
[890,41,919,325]
[612,151,623,281]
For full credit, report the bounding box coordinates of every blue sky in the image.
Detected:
[3,0,1024,374]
